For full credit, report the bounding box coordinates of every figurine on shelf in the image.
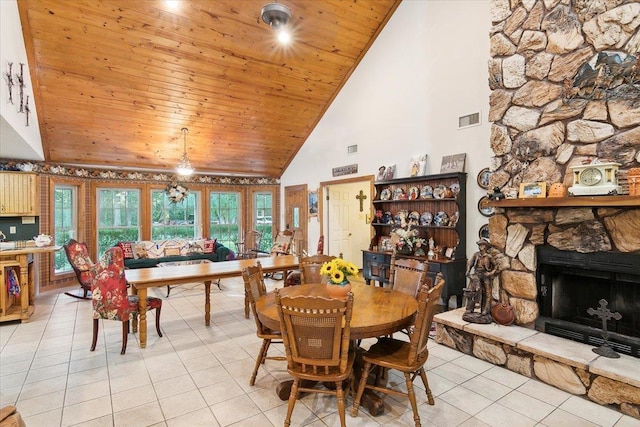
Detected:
[463,239,497,324]
[488,186,505,201]
[414,239,426,257]
[427,238,435,260]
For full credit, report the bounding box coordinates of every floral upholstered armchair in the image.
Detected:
[90,246,163,355]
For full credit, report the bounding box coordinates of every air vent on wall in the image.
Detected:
[347,144,358,155]
[458,112,480,129]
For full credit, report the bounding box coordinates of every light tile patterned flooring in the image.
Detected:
[1,275,638,427]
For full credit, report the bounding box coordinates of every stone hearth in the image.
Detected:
[434,308,640,419]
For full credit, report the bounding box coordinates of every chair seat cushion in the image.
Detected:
[128,295,163,310]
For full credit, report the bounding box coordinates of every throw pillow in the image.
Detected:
[133,243,148,259]
[118,242,134,259]
[204,239,217,254]
[164,246,181,256]
[269,242,288,255]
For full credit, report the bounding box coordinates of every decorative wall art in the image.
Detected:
[440,153,466,173]
[4,62,14,104]
[308,190,318,217]
[4,61,29,126]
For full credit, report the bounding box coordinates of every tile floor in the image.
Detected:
[1,275,638,427]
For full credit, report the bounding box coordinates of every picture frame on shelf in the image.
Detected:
[445,247,454,259]
[477,167,490,189]
[409,158,420,177]
[440,153,466,173]
[477,195,494,217]
[376,165,386,181]
[519,182,547,198]
[309,190,318,217]
[384,164,396,180]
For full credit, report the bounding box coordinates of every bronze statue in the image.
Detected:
[463,239,497,323]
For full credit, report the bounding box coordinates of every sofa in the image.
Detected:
[117,238,232,269]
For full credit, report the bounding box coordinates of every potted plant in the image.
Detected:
[320,258,358,299]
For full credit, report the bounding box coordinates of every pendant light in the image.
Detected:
[176,127,194,176]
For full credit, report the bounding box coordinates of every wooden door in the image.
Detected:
[284,184,307,256]
[326,181,371,269]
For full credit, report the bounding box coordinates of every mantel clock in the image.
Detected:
[568,162,621,196]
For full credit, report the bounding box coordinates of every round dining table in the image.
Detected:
[256,282,419,341]
[255,281,419,415]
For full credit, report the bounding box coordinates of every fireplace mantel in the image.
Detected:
[485,195,640,208]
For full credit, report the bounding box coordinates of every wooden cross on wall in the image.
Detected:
[355,190,367,212]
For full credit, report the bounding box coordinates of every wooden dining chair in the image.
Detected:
[351,273,445,427]
[275,288,355,427]
[299,254,337,284]
[90,246,163,355]
[241,261,286,385]
[388,253,429,297]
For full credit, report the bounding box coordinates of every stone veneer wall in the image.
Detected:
[486,1,640,325]
[438,0,640,419]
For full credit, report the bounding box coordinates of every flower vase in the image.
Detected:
[326,281,352,299]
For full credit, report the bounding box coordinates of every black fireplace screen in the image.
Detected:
[536,246,640,357]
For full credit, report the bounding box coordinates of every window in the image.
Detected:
[53,184,77,274]
[254,192,273,251]
[209,192,240,250]
[151,189,200,240]
[97,189,140,255]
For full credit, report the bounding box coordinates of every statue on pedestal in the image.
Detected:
[463,239,497,324]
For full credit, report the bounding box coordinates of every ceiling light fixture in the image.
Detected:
[176,127,194,176]
[261,2,292,44]
[261,2,291,29]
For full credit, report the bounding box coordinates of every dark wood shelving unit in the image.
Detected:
[363,172,467,310]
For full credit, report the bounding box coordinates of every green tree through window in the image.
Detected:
[151,189,200,239]
[53,185,77,273]
[209,192,240,250]
[97,189,140,255]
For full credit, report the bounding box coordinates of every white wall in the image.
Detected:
[0,0,43,160]
[281,0,492,260]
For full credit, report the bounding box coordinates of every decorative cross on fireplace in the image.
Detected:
[587,299,622,359]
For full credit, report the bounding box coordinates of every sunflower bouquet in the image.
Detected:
[320,258,359,285]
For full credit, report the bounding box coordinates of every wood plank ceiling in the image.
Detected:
[17,0,400,178]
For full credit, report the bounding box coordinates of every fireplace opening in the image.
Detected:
[535,246,640,358]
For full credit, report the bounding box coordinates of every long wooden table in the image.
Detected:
[125,255,299,348]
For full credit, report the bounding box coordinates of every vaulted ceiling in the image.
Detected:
[16,0,400,177]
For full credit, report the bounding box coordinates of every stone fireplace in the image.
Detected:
[536,245,640,357]
[435,0,640,419]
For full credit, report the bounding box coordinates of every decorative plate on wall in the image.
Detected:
[479,224,490,241]
[477,167,490,189]
[478,195,494,217]
[420,211,432,226]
